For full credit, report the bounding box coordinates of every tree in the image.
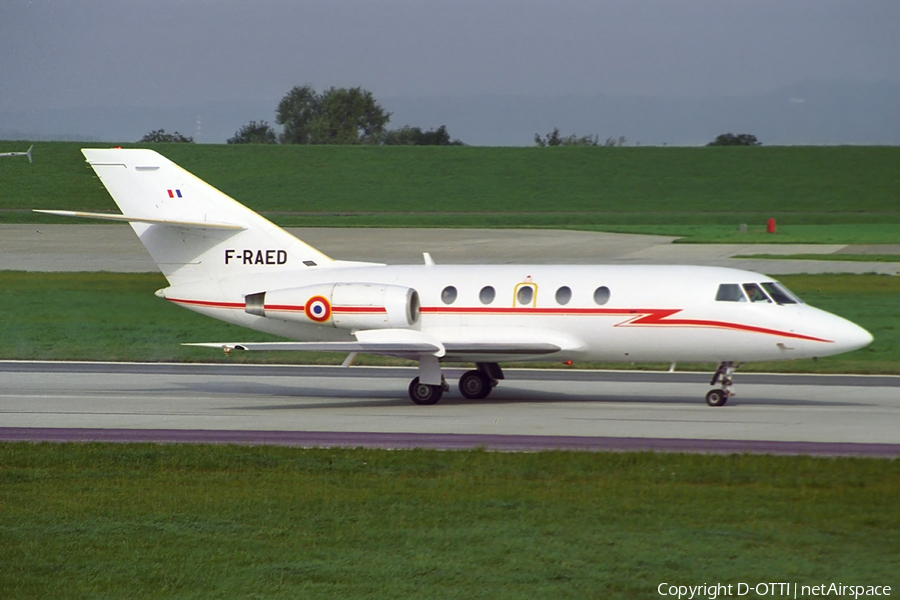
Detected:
[534,128,604,147]
[139,129,194,143]
[275,85,318,144]
[707,133,761,146]
[382,124,463,146]
[276,85,391,144]
[227,121,277,144]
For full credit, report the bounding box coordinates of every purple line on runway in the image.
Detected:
[1,427,898,457]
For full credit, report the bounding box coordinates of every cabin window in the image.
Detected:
[517,285,534,305]
[715,284,746,302]
[742,283,771,303]
[555,286,572,305]
[762,282,801,305]
[593,286,610,305]
[441,285,458,304]
[479,285,496,305]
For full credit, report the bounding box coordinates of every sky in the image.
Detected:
[2,0,899,144]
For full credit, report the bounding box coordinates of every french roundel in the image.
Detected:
[304,296,331,322]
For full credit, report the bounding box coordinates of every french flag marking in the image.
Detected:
[167,189,183,198]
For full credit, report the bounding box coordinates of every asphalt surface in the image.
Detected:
[3,224,898,274]
[2,362,898,456]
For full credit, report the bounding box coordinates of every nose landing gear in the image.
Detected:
[706,361,738,406]
[408,376,449,405]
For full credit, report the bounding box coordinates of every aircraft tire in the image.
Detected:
[409,377,443,405]
[458,370,492,400]
[705,389,728,407]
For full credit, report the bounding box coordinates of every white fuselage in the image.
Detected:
[161,263,872,365]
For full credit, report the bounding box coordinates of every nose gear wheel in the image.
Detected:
[706,361,739,407]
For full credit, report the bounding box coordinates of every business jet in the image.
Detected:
[38,149,873,406]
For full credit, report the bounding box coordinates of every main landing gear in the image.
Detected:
[407,362,503,405]
[459,363,503,400]
[706,361,738,407]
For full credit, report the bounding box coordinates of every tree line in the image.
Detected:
[139,85,761,147]
[532,130,760,147]
[141,85,463,146]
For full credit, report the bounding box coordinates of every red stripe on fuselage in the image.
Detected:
[420,306,832,343]
[332,306,388,314]
[168,298,388,315]
[168,298,244,309]
[264,305,388,314]
[167,299,830,343]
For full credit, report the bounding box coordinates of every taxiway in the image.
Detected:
[2,361,898,456]
[3,224,897,274]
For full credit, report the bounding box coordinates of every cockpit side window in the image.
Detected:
[715,284,747,302]
[762,282,801,305]
[742,283,771,303]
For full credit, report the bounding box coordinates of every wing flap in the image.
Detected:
[443,343,560,355]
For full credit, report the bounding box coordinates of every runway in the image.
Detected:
[2,361,898,456]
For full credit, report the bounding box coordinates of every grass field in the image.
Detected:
[1,443,897,599]
[735,253,900,263]
[1,271,897,374]
[2,142,898,243]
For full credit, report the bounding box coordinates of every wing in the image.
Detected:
[185,329,446,361]
[185,341,561,361]
[185,340,442,361]
[186,328,576,362]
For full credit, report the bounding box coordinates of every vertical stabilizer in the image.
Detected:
[82,148,334,286]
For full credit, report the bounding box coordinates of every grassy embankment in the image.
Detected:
[1,271,897,374]
[1,443,897,599]
[2,142,898,243]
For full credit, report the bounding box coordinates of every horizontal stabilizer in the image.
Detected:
[34,210,244,230]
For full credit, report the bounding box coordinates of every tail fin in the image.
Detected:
[80,148,334,286]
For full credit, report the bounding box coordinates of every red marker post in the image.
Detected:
[767,218,776,234]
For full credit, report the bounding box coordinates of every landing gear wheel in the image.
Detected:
[705,389,728,407]
[458,370,492,400]
[408,377,443,405]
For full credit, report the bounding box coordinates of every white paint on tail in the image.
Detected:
[81,148,339,286]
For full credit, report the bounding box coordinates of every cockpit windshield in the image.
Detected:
[716,281,804,305]
[715,284,746,302]
[762,281,803,305]
[742,283,771,303]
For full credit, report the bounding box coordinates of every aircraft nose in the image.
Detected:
[832,318,873,353]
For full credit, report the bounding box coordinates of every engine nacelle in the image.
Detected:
[245,283,420,330]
